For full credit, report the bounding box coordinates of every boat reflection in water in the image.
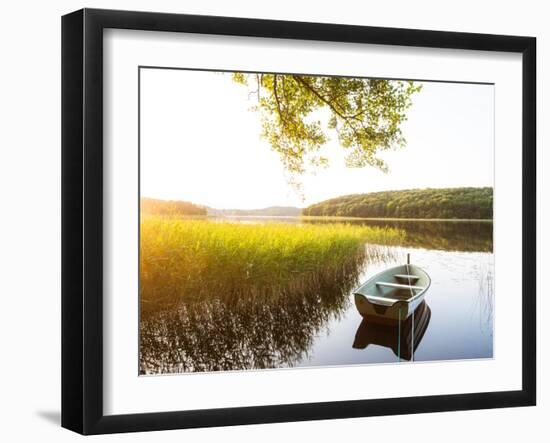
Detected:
[353,301,431,361]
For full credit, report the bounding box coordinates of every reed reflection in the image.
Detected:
[140,253,374,374]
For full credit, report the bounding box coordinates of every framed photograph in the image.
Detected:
[61,8,536,435]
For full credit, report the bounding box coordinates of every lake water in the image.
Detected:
[140,218,493,373]
[295,245,493,366]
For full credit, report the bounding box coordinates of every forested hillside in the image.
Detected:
[207,206,301,217]
[302,187,493,219]
[141,197,207,216]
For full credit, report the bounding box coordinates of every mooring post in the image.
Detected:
[407,253,410,265]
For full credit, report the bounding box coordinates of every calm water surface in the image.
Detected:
[295,246,493,367]
[140,218,493,373]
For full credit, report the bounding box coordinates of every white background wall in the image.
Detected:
[0,0,545,441]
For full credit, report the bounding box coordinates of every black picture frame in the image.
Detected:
[62,8,536,435]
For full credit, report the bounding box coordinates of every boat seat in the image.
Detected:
[394,274,419,279]
[376,281,425,290]
[362,294,397,306]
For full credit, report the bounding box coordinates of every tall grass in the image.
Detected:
[140,217,404,373]
[140,217,404,316]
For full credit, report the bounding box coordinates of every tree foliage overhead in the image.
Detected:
[302,187,493,220]
[232,73,421,178]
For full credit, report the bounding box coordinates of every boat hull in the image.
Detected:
[353,264,431,323]
[354,292,425,323]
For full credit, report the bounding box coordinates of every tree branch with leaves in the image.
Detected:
[232,72,421,190]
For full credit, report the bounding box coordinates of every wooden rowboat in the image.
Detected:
[353,254,430,323]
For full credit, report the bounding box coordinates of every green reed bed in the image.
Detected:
[140,217,405,316]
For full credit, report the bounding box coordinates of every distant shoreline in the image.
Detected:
[298,215,493,223]
[302,187,493,220]
[206,214,493,223]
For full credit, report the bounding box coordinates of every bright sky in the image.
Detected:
[140,69,494,209]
